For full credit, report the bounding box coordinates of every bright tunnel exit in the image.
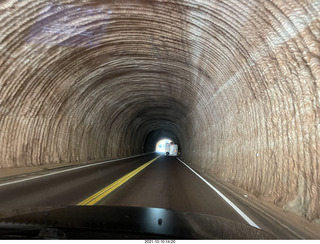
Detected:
[155,139,173,152]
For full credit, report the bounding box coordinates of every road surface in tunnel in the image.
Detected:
[0,153,307,238]
[96,155,246,224]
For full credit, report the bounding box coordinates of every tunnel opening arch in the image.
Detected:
[143,129,181,154]
[155,138,173,152]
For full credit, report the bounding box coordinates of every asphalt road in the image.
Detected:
[97,155,246,224]
[0,153,158,209]
[0,153,311,238]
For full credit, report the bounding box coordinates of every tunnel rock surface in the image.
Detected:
[0,0,320,221]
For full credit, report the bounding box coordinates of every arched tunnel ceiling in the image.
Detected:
[0,0,320,220]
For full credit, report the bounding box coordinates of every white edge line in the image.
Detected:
[0,152,155,187]
[177,157,260,229]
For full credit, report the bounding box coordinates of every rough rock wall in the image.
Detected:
[182,0,320,220]
[0,0,194,167]
[0,0,319,220]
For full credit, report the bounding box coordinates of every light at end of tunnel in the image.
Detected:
[155,139,173,152]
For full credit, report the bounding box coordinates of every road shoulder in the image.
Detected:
[177,157,320,239]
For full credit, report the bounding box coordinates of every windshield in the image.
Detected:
[0,0,319,240]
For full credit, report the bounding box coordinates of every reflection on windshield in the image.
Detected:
[26,3,111,47]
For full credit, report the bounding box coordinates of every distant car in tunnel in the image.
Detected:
[165,142,178,156]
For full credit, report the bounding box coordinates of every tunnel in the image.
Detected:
[0,0,319,223]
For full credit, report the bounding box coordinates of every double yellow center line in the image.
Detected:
[78,155,161,206]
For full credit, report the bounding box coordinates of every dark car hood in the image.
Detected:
[0,206,275,239]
